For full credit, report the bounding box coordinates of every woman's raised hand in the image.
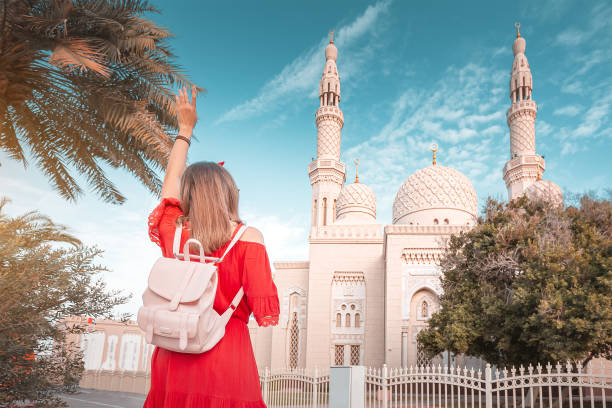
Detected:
[176,86,198,135]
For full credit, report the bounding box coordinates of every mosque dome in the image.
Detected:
[325,42,338,61]
[335,182,376,224]
[525,180,563,208]
[393,165,478,225]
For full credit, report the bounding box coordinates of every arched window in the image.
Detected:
[345,313,351,327]
[421,301,429,318]
[433,218,439,225]
[289,312,299,369]
[355,313,360,328]
[336,313,342,328]
[327,82,330,91]
[313,199,317,226]
[333,199,337,222]
[323,197,327,226]
[444,218,449,225]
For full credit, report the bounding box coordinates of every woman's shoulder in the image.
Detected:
[239,226,265,245]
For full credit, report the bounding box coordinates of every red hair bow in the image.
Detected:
[217,161,224,166]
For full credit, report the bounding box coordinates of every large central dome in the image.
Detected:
[393,165,478,225]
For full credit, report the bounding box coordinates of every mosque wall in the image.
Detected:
[305,237,385,369]
[384,225,467,368]
[269,262,309,370]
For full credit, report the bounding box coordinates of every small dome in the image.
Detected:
[325,43,338,61]
[393,165,478,225]
[513,37,526,56]
[335,182,376,224]
[525,180,563,208]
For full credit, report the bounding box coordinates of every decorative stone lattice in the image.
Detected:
[332,271,365,285]
[416,342,431,367]
[336,183,376,218]
[317,119,341,158]
[334,345,344,365]
[288,312,299,369]
[401,248,443,264]
[509,112,536,156]
[525,180,563,208]
[393,165,478,223]
[350,345,360,366]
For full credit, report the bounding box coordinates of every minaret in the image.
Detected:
[308,31,346,230]
[503,23,545,200]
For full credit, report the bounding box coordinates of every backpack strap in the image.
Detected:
[217,224,248,323]
[172,223,183,259]
[216,224,248,264]
[220,287,245,324]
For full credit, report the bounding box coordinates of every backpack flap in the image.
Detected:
[138,307,199,350]
[148,258,217,306]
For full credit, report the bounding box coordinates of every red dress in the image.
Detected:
[144,198,279,408]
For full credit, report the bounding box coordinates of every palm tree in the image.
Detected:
[0,0,199,204]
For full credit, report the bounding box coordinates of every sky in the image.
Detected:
[2,0,611,316]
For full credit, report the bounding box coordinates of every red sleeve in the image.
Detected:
[241,243,280,327]
[147,198,183,257]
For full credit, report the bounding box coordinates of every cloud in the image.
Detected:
[555,28,588,46]
[241,209,309,264]
[555,3,612,48]
[215,1,391,124]
[522,0,572,21]
[343,61,510,220]
[553,105,582,116]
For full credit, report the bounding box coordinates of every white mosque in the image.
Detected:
[74,26,566,382]
[246,26,563,371]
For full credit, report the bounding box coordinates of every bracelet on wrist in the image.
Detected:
[175,135,191,146]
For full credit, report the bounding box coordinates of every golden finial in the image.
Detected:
[430,143,438,166]
[330,30,335,44]
[515,22,521,38]
[354,158,360,183]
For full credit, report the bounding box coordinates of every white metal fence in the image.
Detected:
[260,361,612,408]
[260,368,329,407]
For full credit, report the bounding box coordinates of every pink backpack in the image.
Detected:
[137,224,247,353]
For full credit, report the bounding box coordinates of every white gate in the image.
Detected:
[260,367,329,407]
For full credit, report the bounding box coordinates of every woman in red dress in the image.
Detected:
[144,86,279,407]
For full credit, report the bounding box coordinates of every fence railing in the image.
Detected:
[260,367,329,407]
[260,361,612,408]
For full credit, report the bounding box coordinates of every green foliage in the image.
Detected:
[418,194,612,367]
[0,198,129,407]
[0,0,199,204]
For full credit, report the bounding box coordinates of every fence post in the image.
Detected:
[383,364,388,408]
[262,367,269,404]
[312,366,318,408]
[485,363,492,408]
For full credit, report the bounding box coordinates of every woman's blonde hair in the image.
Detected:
[179,161,241,253]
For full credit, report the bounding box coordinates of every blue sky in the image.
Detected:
[2,0,611,315]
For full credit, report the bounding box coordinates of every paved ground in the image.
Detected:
[59,389,145,408]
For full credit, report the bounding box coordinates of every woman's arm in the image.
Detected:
[161,86,198,199]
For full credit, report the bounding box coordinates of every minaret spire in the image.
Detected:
[503,24,545,200]
[308,32,346,230]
